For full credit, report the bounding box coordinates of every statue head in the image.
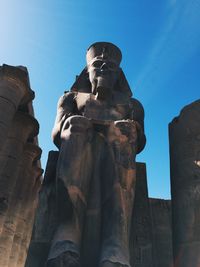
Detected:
[86,42,122,99]
[70,42,132,99]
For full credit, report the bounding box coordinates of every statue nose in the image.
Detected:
[100,63,108,70]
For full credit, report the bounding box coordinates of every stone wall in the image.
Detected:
[149,198,173,267]
[0,65,42,267]
[169,100,200,267]
[130,163,153,267]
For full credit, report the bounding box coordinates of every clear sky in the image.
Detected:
[0,0,199,199]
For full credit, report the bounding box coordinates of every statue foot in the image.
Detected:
[46,251,80,267]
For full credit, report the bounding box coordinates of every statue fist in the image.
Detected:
[108,119,138,144]
[63,115,92,132]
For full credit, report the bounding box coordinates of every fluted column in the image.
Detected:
[0,112,39,266]
[169,100,200,267]
[0,65,34,150]
[7,144,42,267]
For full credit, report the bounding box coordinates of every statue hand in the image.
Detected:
[60,115,93,141]
[108,119,138,144]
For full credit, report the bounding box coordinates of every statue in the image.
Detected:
[46,42,146,267]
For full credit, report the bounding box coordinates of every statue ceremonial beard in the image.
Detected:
[90,69,119,102]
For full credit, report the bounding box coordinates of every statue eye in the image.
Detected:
[92,61,103,68]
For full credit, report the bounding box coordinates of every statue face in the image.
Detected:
[87,57,120,99]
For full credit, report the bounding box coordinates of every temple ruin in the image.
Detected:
[0,44,199,267]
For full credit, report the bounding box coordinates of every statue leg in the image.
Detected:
[100,121,138,267]
[46,115,93,267]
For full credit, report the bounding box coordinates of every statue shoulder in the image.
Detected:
[129,97,145,120]
[57,91,77,110]
[53,91,77,148]
[130,97,146,153]
[130,98,145,112]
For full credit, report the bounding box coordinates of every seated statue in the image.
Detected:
[46,42,146,267]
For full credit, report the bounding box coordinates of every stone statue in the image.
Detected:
[46,42,146,267]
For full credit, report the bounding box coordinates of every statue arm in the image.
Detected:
[129,98,146,153]
[52,91,76,148]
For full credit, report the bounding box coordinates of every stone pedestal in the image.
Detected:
[169,100,200,267]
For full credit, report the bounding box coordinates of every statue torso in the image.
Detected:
[75,92,132,123]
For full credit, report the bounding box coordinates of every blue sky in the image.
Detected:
[1,0,199,199]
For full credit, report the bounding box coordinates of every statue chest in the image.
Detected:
[75,92,131,122]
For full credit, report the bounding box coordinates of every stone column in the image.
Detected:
[6,144,42,267]
[16,163,43,267]
[0,65,34,151]
[0,112,39,266]
[169,100,200,267]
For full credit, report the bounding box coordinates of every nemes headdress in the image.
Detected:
[71,42,132,97]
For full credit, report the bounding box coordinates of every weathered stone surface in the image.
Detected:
[130,163,153,267]
[149,198,173,267]
[25,151,59,267]
[169,99,200,267]
[26,161,151,267]
[43,42,146,267]
[16,165,43,267]
[0,113,40,267]
[7,144,42,267]
[0,112,39,234]
[0,65,34,150]
[26,43,146,267]
[0,65,42,267]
